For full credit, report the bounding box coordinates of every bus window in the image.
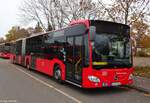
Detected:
[74,36,83,81]
[67,37,73,61]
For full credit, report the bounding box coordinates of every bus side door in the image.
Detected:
[66,36,83,84]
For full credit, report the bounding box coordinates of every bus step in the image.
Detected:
[65,80,82,87]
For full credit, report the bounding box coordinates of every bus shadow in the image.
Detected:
[37,71,131,96]
[64,83,131,96]
[14,64,131,96]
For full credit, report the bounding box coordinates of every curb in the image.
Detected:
[125,76,150,93]
[126,85,150,93]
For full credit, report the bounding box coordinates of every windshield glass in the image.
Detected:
[92,34,132,69]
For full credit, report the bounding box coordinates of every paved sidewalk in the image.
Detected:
[129,76,150,93]
[133,57,150,66]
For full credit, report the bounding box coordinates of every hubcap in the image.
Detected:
[55,69,61,80]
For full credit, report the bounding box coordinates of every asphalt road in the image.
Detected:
[0,59,150,103]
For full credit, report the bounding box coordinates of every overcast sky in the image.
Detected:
[0,0,22,38]
[0,0,110,38]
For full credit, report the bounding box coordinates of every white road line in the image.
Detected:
[10,64,82,103]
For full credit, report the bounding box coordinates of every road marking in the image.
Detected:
[11,64,82,103]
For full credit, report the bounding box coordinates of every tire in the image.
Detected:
[54,65,63,83]
[26,62,30,70]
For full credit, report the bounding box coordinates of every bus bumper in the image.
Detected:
[82,67,134,88]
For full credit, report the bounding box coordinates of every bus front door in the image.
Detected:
[66,36,83,84]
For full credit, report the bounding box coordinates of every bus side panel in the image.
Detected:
[18,55,22,64]
[0,52,11,59]
[36,58,54,76]
[35,58,66,80]
[25,56,31,66]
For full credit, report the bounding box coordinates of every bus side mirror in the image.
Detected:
[89,26,96,41]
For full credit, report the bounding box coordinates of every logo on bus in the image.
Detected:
[114,75,118,80]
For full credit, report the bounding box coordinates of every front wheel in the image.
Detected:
[54,65,63,83]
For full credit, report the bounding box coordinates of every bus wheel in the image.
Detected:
[54,65,63,83]
[26,63,30,70]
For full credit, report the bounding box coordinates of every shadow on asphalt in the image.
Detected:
[13,64,131,96]
[63,83,130,96]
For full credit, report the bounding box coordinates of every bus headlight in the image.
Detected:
[88,76,100,83]
[129,74,133,80]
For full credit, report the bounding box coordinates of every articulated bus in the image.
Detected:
[0,43,11,59]
[10,20,133,88]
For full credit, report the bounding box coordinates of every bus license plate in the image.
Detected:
[112,82,121,86]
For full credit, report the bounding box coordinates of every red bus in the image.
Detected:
[10,20,133,88]
[0,43,11,59]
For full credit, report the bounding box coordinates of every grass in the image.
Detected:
[0,58,4,61]
[134,66,150,79]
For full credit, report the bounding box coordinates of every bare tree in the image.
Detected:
[97,0,150,25]
[19,0,103,30]
[0,37,5,43]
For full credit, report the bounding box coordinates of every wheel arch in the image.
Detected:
[25,56,31,66]
[52,59,66,81]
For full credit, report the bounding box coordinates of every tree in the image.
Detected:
[130,17,150,55]
[47,21,53,31]
[97,0,150,25]
[131,18,150,42]
[34,22,43,33]
[140,35,150,48]
[5,26,30,42]
[27,27,35,34]
[19,0,101,30]
[0,37,5,43]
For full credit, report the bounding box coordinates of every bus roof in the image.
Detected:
[10,19,130,42]
[90,20,129,28]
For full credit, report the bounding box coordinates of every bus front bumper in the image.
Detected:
[82,67,134,88]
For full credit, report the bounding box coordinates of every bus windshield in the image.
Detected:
[92,34,132,69]
[90,21,132,69]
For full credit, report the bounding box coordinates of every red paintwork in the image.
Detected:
[10,19,134,88]
[36,58,66,80]
[18,55,22,64]
[0,52,11,59]
[10,54,16,62]
[82,67,134,88]
[25,55,31,66]
[10,54,22,64]
[70,19,90,29]
[33,20,90,81]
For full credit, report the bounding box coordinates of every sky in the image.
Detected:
[0,0,112,38]
[0,0,22,38]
